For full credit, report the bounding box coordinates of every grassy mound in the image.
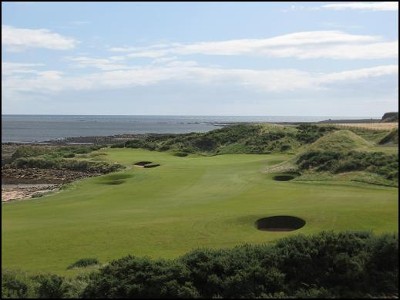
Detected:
[379,128,398,145]
[113,123,338,155]
[307,130,371,152]
[296,150,398,182]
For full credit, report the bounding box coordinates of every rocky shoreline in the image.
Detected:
[1,167,102,202]
[1,142,107,202]
[2,184,61,202]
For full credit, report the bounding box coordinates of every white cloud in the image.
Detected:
[37,71,63,80]
[109,46,137,52]
[3,58,397,96]
[68,56,129,71]
[260,41,398,60]
[319,65,398,83]
[2,62,45,75]
[321,2,398,11]
[127,50,168,58]
[112,31,397,60]
[2,25,78,51]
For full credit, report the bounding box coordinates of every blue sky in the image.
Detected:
[2,1,398,116]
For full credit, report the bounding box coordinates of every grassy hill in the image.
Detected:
[111,123,337,155]
[307,130,372,152]
[379,128,398,145]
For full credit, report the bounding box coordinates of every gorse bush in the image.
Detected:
[295,124,336,144]
[1,270,34,298]
[379,128,399,145]
[297,150,398,180]
[34,274,66,298]
[112,123,338,155]
[10,145,102,161]
[67,258,100,270]
[82,257,199,298]
[81,231,397,299]
[2,231,398,298]
[12,157,123,174]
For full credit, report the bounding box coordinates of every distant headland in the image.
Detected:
[318,112,398,124]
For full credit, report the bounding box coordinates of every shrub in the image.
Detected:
[297,150,398,180]
[67,258,100,269]
[192,137,218,152]
[34,274,66,298]
[295,124,336,144]
[3,232,397,298]
[12,157,123,174]
[1,270,32,298]
[82,256,199,298]
[378,128,398,145]
[11,146,48,160]
[80,231,397,298]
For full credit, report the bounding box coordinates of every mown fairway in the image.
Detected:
[2,149,398,275]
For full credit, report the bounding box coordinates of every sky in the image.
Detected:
[2,1,398,117]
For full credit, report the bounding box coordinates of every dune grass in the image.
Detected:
[307,130,372,152]
[2,149,398,275]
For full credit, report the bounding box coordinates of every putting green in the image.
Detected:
[2,149,398,275]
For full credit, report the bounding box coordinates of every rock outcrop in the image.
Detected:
[381,112,398,122]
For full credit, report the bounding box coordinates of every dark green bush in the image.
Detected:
[3,231,398,298]
[378,128,398,145]
[34,274,66,298]
[110,142,126,148]
[1,271,31,298]
[82,256,199,298]
[11,157,123,174]
[295,124,336,144]
[11,146,48,160]
[81,231,397,298]
[94,124,340,155]
[297,150,398,180]
[67,258,100,270]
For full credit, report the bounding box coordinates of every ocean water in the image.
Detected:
[1,115,373,143]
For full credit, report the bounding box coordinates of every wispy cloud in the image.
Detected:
[319,65,398,83]
[321,2,398,11]
[109,31,397,60]
[3,58,397,96]
[67,56,129,71]
[2,62,45,75]
[2,25,78,51]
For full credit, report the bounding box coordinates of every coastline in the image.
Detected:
[2,119,397,202]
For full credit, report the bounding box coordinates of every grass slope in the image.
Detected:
[307,130,372,152]
[2,149,397,275]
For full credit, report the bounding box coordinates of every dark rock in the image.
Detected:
[381,112,398,123]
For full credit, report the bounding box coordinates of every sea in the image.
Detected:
[1,115,376,143]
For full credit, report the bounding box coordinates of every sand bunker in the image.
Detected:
[273,172,300,181]
[134,161,160,168]
[273,175,295,181]
[256,216,305,231]
[98,173,133,185]
[134,161,153,166]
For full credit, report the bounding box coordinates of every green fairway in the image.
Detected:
[2,149,398,275]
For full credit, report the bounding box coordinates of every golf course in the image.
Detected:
[2,147,398,275]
